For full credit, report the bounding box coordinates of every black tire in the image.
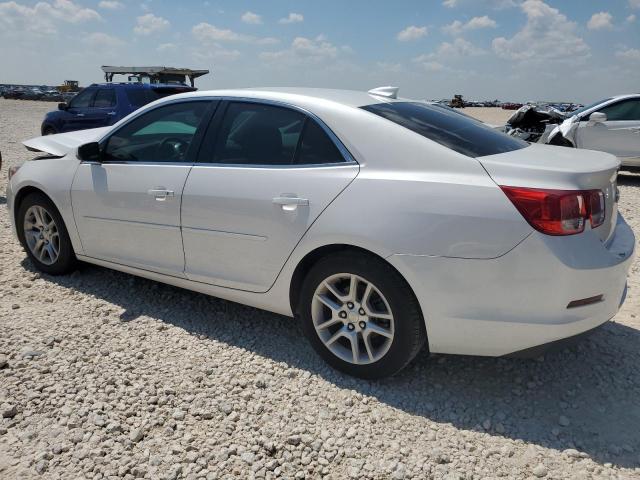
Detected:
[298,251,426,379]
[16,192,77,275]
[42,126,56,136]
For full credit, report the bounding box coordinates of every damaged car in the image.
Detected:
[545,94,640,171]
[503,104,566,143]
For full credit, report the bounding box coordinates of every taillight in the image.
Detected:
[500,186,605,236]
[588,190,605,228]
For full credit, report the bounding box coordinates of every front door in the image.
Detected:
[71,99,214,275]
[181,100,359,292]
[63,87,97,132]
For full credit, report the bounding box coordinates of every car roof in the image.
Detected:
[179,87,409,108]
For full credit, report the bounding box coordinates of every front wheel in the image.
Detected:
[16,192,77,275]
[299,252,426,379]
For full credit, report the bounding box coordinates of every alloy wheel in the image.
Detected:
[311,273,395,365]
[23,205,60,265]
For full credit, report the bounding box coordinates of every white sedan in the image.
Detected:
[6,87,635,378]
[547,94,640,170]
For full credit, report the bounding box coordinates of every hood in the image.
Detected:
[22,127,111,157]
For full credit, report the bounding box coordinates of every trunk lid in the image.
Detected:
[23,127,111,157]
[478,143,620,243]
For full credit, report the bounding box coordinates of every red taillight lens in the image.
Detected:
[588,190,605,228]
[500,186,605,236]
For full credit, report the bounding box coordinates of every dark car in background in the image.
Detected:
[40,82,195,135]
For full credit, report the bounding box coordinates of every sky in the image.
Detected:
[0,0,639,102]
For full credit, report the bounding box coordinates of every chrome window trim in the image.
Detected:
[96,96,216,145]
[93,94,359,168]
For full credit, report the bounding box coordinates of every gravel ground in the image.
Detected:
[1,99,639,479]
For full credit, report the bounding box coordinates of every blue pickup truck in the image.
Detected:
[41,82,195,135]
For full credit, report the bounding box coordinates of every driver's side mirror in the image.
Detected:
[588,112,607,124]
[77,142,102,162]
[58,102,68,111]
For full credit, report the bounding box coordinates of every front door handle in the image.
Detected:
[107,111,117,116]
[147,188,175,201]
[75,113,85,117]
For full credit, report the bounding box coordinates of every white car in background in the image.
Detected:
[6,87,635,378]
[548,94,640,169]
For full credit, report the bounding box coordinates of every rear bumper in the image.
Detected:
[389,214,635,357]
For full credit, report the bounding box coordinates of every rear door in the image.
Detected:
[71,99,215,275]
[181,100,359,292]
[576,98,640,164]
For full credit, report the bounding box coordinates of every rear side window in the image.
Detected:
[296,120,345,165]
[361,102,528,158]
[125,89,158,107]
[93,89,116,108]
[213,102,305,165]
[599,99,640,121]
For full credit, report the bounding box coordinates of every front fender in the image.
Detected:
[9,156,83,255]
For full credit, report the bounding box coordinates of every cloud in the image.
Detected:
[193,23,242,42]
[587,12,613,30]
[157,43,177,53]
[134,13,170,35]
[397,25,428,42]
[241,11,262,25]
[279,12,304,24]
[437,38,485,56]
[98,0,123,9]
[443,15,497,35]
[412,57,446,72]
[0,0,101,35]
[192,22,277,45]
[492,0,589,63]
[443,0,458,7]
[616,47,640,61]
[84,32,125,49]
[260,35,345,65]
[630,0,640,8]
[627,14,637,23]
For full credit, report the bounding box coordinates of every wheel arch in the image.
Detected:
[12,186,61,237]
[288,243,424,322]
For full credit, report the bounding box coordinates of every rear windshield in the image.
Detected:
[361,102,528,158]
[125,87,194,108]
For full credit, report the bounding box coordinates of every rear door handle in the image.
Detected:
[75,113,85,117]
[273,196,309,206]
[147,188,175,201]
[107,111,117,116]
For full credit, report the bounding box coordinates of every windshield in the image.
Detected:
[362,102,528,158]
[571,98,613,117]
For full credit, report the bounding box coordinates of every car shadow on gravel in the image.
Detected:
[24,259,640,469]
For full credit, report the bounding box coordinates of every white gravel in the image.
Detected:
[1,99,640,479]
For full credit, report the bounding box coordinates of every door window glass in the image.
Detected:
[213,102,305,165]
[296,120,345,164]
[599,99,640,121]
[69,88,95,109]
[93,89,116,108]
[103,101,209,163]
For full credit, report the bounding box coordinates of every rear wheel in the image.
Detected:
[16,192,77,275]
[299,252,426,379]
[42,126,56,136]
